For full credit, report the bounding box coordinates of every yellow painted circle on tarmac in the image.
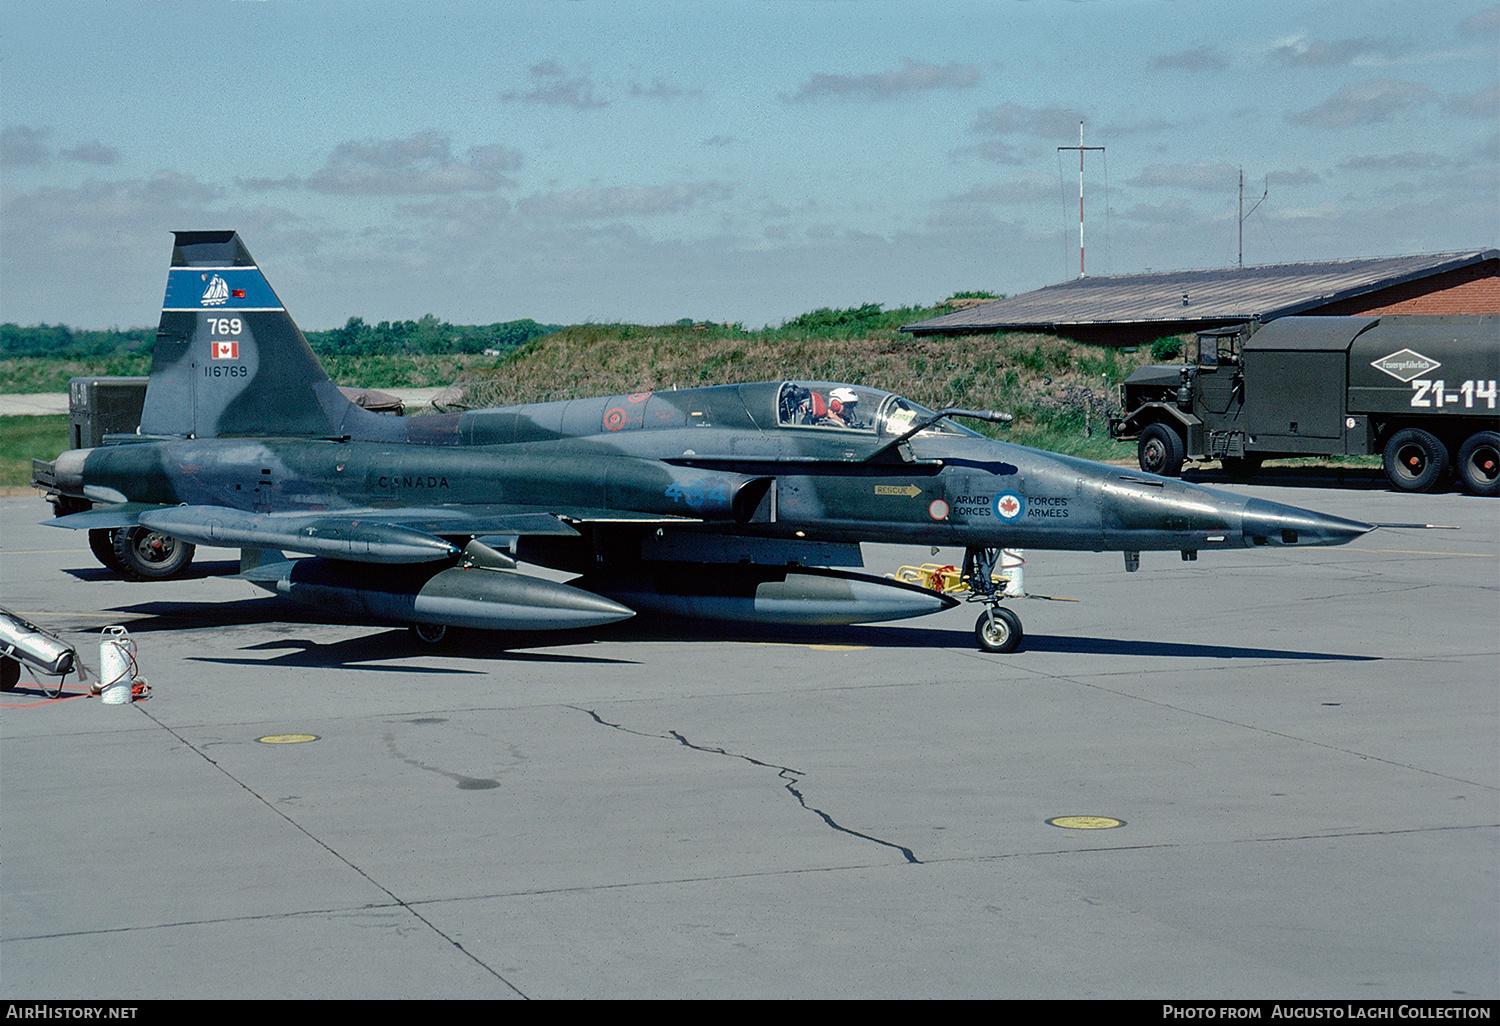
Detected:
[1047,815,1124,830]
[257,733,320,744]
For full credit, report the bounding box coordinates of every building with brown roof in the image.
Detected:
[902,251,1500,346]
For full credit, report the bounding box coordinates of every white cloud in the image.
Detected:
[783,60,981,103]
[1128,161,1239,192]
[1286,79,1442,128]
[268,132,528,195]
[502,62,609,109]
[515,182,734,222]
[60,141,118,165]
[1,125,50,166]
[969,103,1084,139]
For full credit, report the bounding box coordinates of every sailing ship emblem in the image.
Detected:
[201,274,230,306]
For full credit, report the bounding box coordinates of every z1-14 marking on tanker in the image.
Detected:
[32,232,1378,653]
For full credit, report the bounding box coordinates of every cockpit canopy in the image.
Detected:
[459,380,982,445]
[775,382,976,438]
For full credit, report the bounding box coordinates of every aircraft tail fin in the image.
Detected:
[140,231,362,439]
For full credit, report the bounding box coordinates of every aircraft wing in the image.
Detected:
[368,505,703,531]
[123,504,699,564]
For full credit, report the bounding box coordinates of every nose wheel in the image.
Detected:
[975,607,1022,653]
[963,546,1024,653]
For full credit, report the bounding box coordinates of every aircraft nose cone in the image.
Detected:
[1241,497,1373,547]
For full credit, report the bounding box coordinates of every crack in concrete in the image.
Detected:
[132,705,529,998]
[383,731,502,790]
[578,708,921,864]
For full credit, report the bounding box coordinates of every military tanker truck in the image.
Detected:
[1109,315,1498,496]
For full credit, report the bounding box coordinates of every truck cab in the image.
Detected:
[1109,315,1499,495]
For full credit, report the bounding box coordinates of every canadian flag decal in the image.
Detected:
[212,341,239,360]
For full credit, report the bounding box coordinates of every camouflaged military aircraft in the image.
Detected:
[35,231,1375,653]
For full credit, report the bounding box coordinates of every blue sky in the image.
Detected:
[2,0,1496,330]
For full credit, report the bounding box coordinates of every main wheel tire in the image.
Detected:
[1455,431,1500,497]
[410,623,450,645]
[111,527,195,580]
[975,608,1023,653]
[1138,424,1185,477]
[1383,427,1449,493]
[1,657,19,692]
[90,529,130,574]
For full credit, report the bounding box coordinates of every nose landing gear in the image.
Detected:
[975,605,1022,653]
[963,547,1023,653]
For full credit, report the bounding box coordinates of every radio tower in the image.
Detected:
[1059,121,1104,278]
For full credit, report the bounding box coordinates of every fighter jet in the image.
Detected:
[34,231,1373,652]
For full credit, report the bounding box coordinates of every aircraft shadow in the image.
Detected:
[1189,464,1475,497]
[49,598,1372,668]
[61,559,243,583]
[67,595,353,633]
[601,615,1375,662]
[1184,466,1390,492]
[186,630,636,672]
[1014,634,1377,661]
[70,597,637,671]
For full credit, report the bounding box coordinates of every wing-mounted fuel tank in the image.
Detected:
[238,544,635,634]
[569,532,958,626]
[574,563,959,626]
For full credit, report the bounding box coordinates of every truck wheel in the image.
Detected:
[1138,424,1185,476]
[111,527,196,580]
[1456,431,1500,497]
[1383,427,1449,493]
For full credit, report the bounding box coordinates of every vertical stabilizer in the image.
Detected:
[140,231,354,439]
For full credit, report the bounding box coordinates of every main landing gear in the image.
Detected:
[88,527,195,580]
[962,547,1023,653]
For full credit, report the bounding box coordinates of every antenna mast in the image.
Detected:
[1059,121,1105,277]
[1238,167,1267,268]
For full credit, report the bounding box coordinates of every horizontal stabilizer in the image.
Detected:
[46,502,177,531]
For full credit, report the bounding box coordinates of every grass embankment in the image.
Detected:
[0,308,1162,486]
[0,353,479,394]
[448,322,1150,459]
[1,415,69,490]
